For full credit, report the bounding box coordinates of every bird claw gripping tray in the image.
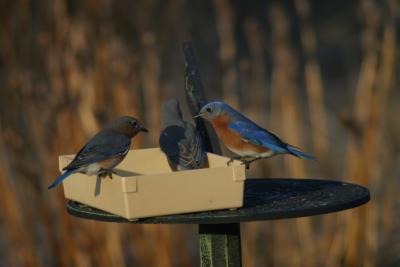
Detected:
[59,148,246,220]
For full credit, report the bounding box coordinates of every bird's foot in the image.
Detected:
[240,161,251,169]
[98,169,114,179]
[106,169,116,179]
[227,156,246,166]
[239,157,264,169]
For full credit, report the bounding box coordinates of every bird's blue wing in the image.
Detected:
[64,132,130,170]
[228,121,288,153]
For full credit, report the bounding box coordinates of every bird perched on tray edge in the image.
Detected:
[159,98,207,170]
[48,116,148,189]
[194,101,315,168]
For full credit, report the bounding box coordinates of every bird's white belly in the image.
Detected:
[79,163,102,175]
[258,150,275,158]
[227,146,275,158]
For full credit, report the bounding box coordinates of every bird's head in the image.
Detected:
[108,116,148,138]
[194,101,227,121]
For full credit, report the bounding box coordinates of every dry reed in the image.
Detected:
[0,0,398,266]
[213,0,239,108]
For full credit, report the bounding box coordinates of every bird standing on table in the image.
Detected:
[194,101,314,168]
[159,98,206,170]
[48,116,148,189]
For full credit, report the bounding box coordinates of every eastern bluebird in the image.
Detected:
[159,98,207,170]
[194,101,315,168]
[48,116,148,189]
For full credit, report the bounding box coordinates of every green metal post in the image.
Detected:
[182,42,242,267]
[199,223,242,267]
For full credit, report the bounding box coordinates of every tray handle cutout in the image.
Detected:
[121,177,138,193]
[232,165,246,182]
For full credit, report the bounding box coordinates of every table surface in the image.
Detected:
[67,178,370,224]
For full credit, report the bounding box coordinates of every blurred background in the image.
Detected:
[0,0,399,266]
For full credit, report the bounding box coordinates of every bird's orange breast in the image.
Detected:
[210,113,269,154]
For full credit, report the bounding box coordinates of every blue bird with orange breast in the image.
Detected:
[48,116,148,189]
[194,101,315,168]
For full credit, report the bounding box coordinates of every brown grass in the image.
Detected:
[0,0,398,266]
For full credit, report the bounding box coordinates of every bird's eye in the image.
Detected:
[131,121,137,127]
[206,107,212,113]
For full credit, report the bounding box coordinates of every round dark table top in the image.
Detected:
[67,178,370,224]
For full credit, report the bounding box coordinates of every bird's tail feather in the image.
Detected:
[48,169,74,189]
[286,145,316,160]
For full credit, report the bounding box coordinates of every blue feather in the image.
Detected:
[229,121,287,152]
[286,145,315,160]
[228,120,315,160]
[64,133,130,170]
[48,169,75,189]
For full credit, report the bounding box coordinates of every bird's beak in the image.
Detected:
[140,126,148,132]
[192,112,204,119]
